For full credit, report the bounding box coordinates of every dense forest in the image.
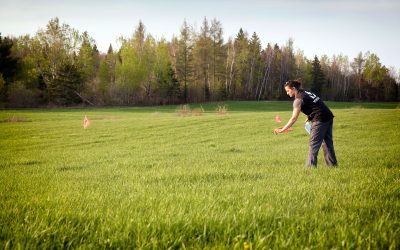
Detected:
[1,17,399,107]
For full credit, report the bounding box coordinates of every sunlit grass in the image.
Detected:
[0,101,399,249]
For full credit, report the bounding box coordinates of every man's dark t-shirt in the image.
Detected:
[297,90,334,122]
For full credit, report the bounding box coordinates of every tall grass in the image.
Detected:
[0,101,399,249]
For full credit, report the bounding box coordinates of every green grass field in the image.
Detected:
[1,101,399,249]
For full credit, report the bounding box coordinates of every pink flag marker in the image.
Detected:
[83,116,90,129]
[275,115,282,123]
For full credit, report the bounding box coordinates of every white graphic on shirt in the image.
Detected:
[305,91,320,103]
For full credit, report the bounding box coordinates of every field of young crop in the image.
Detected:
[0,101,399,249]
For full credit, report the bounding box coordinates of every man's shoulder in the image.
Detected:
[293,97,302,107]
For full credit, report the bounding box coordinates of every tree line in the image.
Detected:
[1,17,399,107]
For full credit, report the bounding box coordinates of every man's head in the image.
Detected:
[284,80,302,97]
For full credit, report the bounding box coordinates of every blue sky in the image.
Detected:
[1,0,399,70]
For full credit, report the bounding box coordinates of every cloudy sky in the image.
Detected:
[1,0,399,70]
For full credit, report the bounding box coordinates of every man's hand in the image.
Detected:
[274,128,282,135]
[274,126,293,134]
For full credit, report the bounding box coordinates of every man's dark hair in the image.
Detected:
[284,80,302,90]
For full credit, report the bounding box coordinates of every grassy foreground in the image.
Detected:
[0,101,399,249]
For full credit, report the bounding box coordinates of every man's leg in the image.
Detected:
[307,121,327,167]
[322,120,337,166]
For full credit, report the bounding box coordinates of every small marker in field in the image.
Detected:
[275,115,282,123]
[83,116,90,129]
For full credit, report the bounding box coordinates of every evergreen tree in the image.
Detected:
[158,63,180,104]
[311,55,326,96]
[176,20,193,103]
[52,62,82,104]
[0,34,20,101]
[0,35,19,82]
[78,31,97,83]
[233,28,249,99]
[271,43,282,99]
[247,32,262,99]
